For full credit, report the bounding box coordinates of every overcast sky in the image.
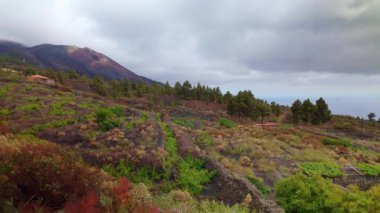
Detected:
[0,0,379,116]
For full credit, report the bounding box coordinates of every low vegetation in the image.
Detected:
[299,161,343,177]
[322,137,352,147]
[96,106,124,131]
[356,163,380,176]
[218,117,236,128]
[275,173,380,213]
[0,63,379,212]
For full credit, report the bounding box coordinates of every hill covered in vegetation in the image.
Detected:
[0,40,153,82]
[0,60,380,212]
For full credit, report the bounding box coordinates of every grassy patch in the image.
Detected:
[299,161,343,177]
[173,119,195,129]
[23,119,76,135]
[49,101,75,116]
[0,84,11,98]
[17,103,41,112]
[0,108,10,116]
[356,163,380,176]
[218,117,236,128]
[138,111,149,123]
[195,131,215,149]
[247,176,271,197]
[322,138,352,147]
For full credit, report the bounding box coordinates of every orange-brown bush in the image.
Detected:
[0,143,103,209]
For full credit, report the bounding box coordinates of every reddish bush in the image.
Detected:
[0,143,103,209]
[64,191,100,213]
[112,177,131,209]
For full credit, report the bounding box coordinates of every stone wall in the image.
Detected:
[204,157,284,213]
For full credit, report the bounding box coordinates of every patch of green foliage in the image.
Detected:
[177,156,216,195]
[95,106,124,131]
[23,119,76,135]
[275,173,340,213]
[275,173,380,213]
[0,84,10,98]
[299,161,343,177]
[156,113,215,195]
[356,163,380,176]
[49,101,75,116]
[195,131,215,149]
[17,103,41,112]
[247,176,271,197]
[103,159,161,186]
[78,102,98,109]
[218,117,236,128]
[173,119,195,129]
[0,108,10,116]
[138,111,149,123]
[322,138,352,147]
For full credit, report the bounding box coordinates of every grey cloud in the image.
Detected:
[0,0,379,100]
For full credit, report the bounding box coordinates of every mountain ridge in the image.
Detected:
[0,40,154,83]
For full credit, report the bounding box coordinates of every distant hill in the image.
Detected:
[0,40,154,83]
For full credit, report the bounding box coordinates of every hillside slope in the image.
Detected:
[0,40,154,83]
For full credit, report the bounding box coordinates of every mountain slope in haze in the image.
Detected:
[0,40,154,83]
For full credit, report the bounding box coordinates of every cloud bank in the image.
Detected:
[0,0,379,116]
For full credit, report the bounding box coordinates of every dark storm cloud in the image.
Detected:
[67,0,380,76]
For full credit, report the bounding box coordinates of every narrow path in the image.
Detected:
[151,112,164,148]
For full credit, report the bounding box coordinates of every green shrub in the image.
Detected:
[276,173,380,213]
[218,117,236,128]
[299,161,343,177]
[95,106,124,131]
[275,173,342,213]
[356,163,380,176]
[247,176,271,197]
[103,159,161,186]
[322,138,352,147]
[177,156,215,195]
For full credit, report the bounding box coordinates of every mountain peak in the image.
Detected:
[0,40,154,83]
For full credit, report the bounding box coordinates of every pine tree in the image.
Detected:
[223,91,233,104]
[301,99,315,124]
[313,98,331,124]
[291,99,303,124]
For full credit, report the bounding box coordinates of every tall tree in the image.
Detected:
[291,99,303,124]
[227,90,256,118]
[313,97,331,124]
[270,101,282,117]
[368,112,376,121]
[255,101,271,123]
[301,99,315,124]
[223,91,233,104]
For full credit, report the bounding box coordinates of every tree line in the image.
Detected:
[290,98,331,125]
